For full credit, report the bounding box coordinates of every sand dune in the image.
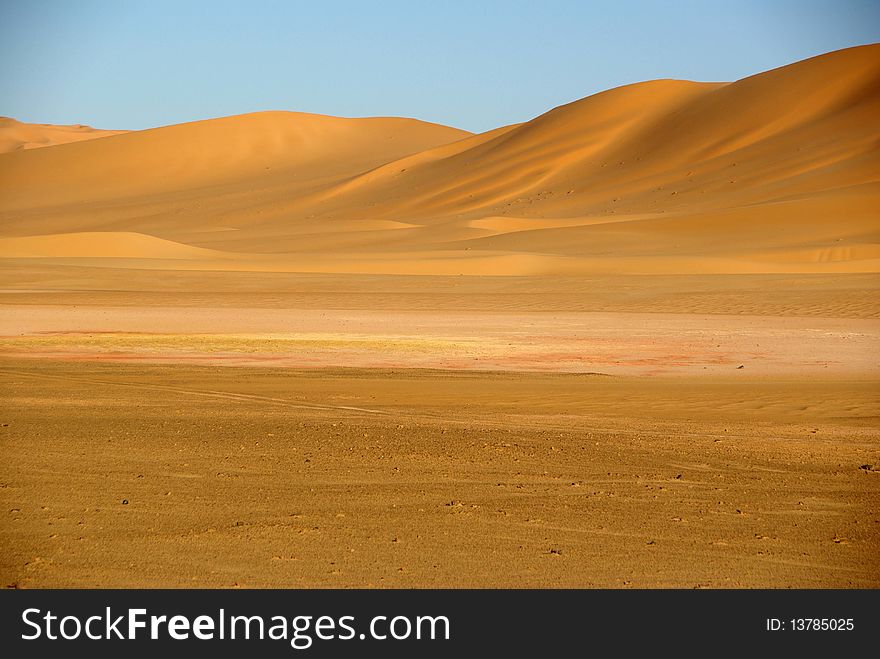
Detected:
[1,45,878,274]
[0,232,225,259]
[0,117,128,153]
[0,111,471,211]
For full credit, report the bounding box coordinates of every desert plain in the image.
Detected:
[0,45,878,587]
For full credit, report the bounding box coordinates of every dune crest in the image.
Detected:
[0,117,128,153]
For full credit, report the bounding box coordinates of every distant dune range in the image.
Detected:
[1,44,878,275]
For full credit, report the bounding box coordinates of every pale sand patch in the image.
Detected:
[1,306,877,376]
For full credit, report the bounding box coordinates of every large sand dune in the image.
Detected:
[1,44,878,274]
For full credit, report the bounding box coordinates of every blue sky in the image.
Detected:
[1,0,878,132]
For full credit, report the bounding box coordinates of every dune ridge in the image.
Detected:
[0,232,225,259]
[0,117,128,153]
[1,44,878,274]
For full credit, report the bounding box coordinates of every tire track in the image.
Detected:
[0,368,390,416]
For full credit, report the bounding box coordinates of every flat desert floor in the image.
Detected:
[1,271,878,588]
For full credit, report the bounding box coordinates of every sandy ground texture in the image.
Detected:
[1,360,878,588]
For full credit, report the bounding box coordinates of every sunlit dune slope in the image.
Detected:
[0,45,878,274]
[0,117,128,153]
[0,232,223,259]
[0,111,471,209]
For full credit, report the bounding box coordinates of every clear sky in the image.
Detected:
[1,0,878,132]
